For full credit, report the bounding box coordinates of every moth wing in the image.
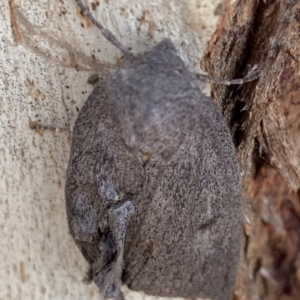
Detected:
[65,78,144,269]
[124,98,242,300]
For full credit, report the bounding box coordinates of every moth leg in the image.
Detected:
[82,265,93,284]
[29,121,71,133]
[93,200,135,300]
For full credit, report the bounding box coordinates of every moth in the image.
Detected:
[65,1,258,299]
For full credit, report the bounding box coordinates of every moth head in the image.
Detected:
[137,38,186,73]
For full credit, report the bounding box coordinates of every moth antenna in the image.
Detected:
[75,0,135,60]
[197,65,260,86]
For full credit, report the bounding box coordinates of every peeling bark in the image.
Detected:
[2,0,300,299]
[203,1,300,299]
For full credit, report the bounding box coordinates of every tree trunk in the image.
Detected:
[1,0,299,300]
[203,1,300,299]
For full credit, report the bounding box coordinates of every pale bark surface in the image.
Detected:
[2,0,300,300]
[0,1,221,299]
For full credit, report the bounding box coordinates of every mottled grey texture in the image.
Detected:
[65,39,242,300]
[66,2,242,299]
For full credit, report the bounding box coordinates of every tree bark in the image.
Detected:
[1,0,299,300]
[0,0,220,299]
[203,1,300,299]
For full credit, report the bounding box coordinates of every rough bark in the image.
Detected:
[1,0,300,300]
[203,1,300,299]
